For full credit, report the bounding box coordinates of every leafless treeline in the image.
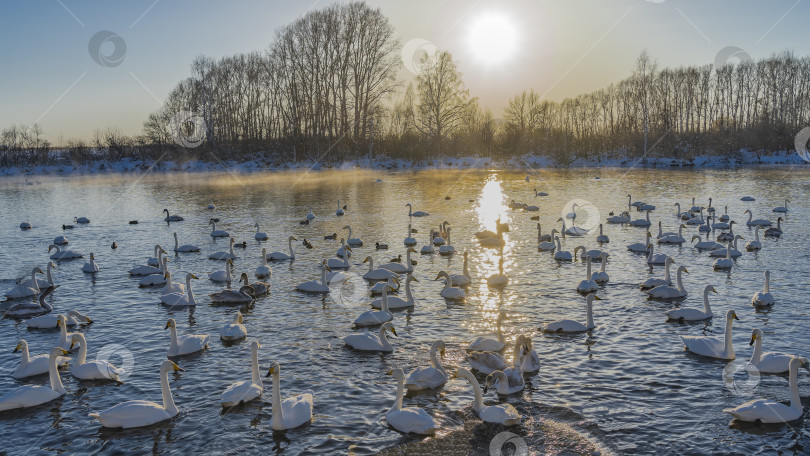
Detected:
[3,2,810,167]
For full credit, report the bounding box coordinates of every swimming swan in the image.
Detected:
[165,318,209,357]
[666,285,716,321]
[160,273,198,307]
[221,340,262,406]
[405,340,448,391]
[541,293,601,332]
[344,321,397,352]
[453,368,521,425]
[680,310,739,359]
[0,347,70,411]
[69,333,125,381]
[724,357,805,423]
[386,368,438,434]
[265,361,314,430]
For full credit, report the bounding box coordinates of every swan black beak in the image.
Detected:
[749,334,756,346]
[13,344,21,353]
[164,322,171,329]
[390,328,398,337]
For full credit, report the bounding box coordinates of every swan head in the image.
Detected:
[161,360,184,373]
[727,310,740,321]
[556,217,563,222]
[186,273,198,281]
[362,256,372,264]
[381,322,397,337]
[67,310,92,323]
[704,285,717,295]
[51,347,70,358]
[33,267,44,275]
[484,371,508,393]
[165,319,176,330]
[586,293,602,303]
[56,314,66,328]
[430,340,446,358]
[678,266,689,274]
[434,271,450,281]
[750,328,762,346]
[266,361,280,377]
[451,367,474,381]
[235,312,245,324]
[691,235,701,243]
[69,333,86,350]
[744,209,751,214]
[13,340,27,353]
[343,225,350,230]
[407,247,417,254]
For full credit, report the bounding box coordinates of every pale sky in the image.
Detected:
[1,0,807,144]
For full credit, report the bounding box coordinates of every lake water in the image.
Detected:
[0,168,808,455]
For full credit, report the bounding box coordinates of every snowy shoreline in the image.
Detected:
[0,149,806,178]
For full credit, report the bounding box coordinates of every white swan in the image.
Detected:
[558,217,588,236]
[220,312,248,341]
[685,208,705,226]
[162,271,185,296]
[48,244,82,260]
[591,253,609,284]
[265,362,314,430]
[772,199,790,213]
[209,259,234,283]
[576,255,598,293]
[450,251,472,286]
[26,309,91,329]
[764,217,783,236]
[370,276,418,310]
[90,360,184,428]
[0,347,70,411]
[519,335,541,373]
[468,351,507,374]
[536,224,552,243]
[658,224,686,244]
[344,321,397,352]
[719,205,730,222]
[666,285,716,321]
[627,230,652,253]
[53,234,68,245]
[210,285,255,304]
[139,257,169,287]
[486,257,508,288]
[647,266,688,299]
[69,333,125,381]
[467,312,506,352]
[326,247,351,270]
[404,223,417,246]
[81,253,99,273]
[296,261,331,293]
[209,219,230,237]
[574,245,609,261]
[405,341,447,391]
[709,234,744,258]
[713,241,734,270]
[680,310,739,359]
[606,211,631,224]
[629,210,652,227]
[640,257,674,290]
[553,236,572,261]
[18,261,56,289]
[255,248,272,278]
[747,329,807,374]
[485,339,525,395]
[362,256,398,281]
[4,267,42,299]
[11,339,69,379]
[691,235,723,251]
[646,244,668,265]
[596,224,609,243]
[344,225,363,246]
[56,315,76,350]
[454,368,521,425]
[173,232,200,252]
[335,199,345,216]
[253,223,269,241]
[541,293,600,332]
[724,357,805,423]
[370,276,399,295]
[306,206,315,220]
[751,270,775,307]
[208,199,216,210]
[130,247,164,275]
[354,285,394,327]
[717,221,737,242]
[436,271,466,300]
[379,248,415,273]
[209,237,237,260]
[165,318,209,357]
[336,237,353,259]
[386,368,438,434]
[745,227,762,251]
[405,203,429,217]
[221,340,262,406]
[146,244,166,266]
[744,209,771,227]
[267,236,296,261]
[160,273,198,307]
[538,228,559,250]
[439,227,455,255]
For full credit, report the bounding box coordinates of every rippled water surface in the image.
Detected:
[0,168,808,455]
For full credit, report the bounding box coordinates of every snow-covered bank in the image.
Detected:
[0,149,806,178]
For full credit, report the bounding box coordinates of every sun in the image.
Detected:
[467,13,518,66]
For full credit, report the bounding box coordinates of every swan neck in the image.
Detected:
[467,372,485,412]
[724,315,735,357]
[381,290,390,312]
[585,258,592,280]
[46,263,54,285]
[392,373,404,412]
[764,274,770,293]
[288,238,294,256]
[77,336,87,365]
[21,344,30,364]
[379,326,392,351]
[750,335,762,364]
[251,346,261,386]
[161,366,178,414]
[586,298,594,329]
[169,325,179,351]
[405,278,414,304]
[31,269,40,292]
[463,255,469,277]
[430,348,446,376]
[186,276,196,306]
[676,269,685,292]
[702,289,712,314]
[789,362,801,411]
[174,233,179,250]
[271,370,283,429]
[49,350,65,394]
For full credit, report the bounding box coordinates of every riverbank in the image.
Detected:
[0,149,805,178]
